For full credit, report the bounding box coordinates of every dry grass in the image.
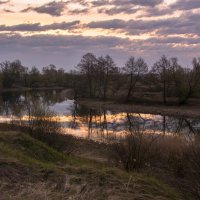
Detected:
[0,131,182,200]
[111,131,200,199]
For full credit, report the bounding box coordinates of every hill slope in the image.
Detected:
[0,131,182,200]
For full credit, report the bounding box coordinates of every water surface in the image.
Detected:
[0,90,199,142]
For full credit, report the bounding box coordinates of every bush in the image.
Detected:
[188,136,200,197]
[111,129,158,171]
[24,102,74,152]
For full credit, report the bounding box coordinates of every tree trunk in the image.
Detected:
[103,73,108,100]
[88,74,92,98]
[163,79,167,104]
[126,73,133,102]
[163,66,167,104]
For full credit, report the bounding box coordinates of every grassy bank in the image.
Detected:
[0,131,182,200]
[77,98,200,118]
[0,86,66,93]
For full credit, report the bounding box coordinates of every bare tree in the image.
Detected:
[97,55,117,99]
[0,60,28,88]
[179,58,200,104]
[76,53,98,98]
[29,66,41,87]
[152,55,171,104]
[123,57,148,101]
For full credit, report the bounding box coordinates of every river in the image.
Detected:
[0,89,199,142]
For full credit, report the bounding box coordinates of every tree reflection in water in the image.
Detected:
[0,90,200,143]
[68,103,200,142]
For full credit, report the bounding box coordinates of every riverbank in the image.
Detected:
[0,130,182,200]
[0,86,66,93]
[77,98,200,119]
[1,87,200,119]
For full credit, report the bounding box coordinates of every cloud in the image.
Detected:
[22,1,66,16]
[68,8,88,15]
[89,0,199,16]
[139,1,199,18]
[0,0,9,5]
[146,36,200,45]
[4,14,199,38]
[21,1,89,16]
[88,19,127,29]
[0,32,199,69]
[0,33,132,68]
[18,0,200,18]
[1,33,199,51]
[87,13,200,36]
[3,8,14,13]
[156,12,200,36]
[91,0,109,7]
[170,0,200,11]
[142,7,173,17]
[98,6,138,15]
[0,33,129,48]
[1,0,200,69]
[90,0,163,7]
[0,21,80,32]
[140,0,200,18]
[91,0,164,15]
[112,0,163,7]
[72,0,89,6]
[87,18,176,34]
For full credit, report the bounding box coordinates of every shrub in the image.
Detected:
[188,136,200,197]
[111,129,158,171]
[24,101,74,152]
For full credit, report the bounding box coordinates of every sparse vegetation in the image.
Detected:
[0,131,182,200]
[112,130,156,171]
[110,129,200,199]
[22,101,74,152]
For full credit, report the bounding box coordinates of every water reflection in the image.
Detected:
[0,90,200,142]
[65,106,200,142]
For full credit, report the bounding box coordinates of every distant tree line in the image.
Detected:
[74,53,200,105]
[0,53,200,105]
[0,60,72,89]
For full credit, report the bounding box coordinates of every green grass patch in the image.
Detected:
[0,131,66,169]
[0,130,183,200]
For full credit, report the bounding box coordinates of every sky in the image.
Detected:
[0,0,199,70]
